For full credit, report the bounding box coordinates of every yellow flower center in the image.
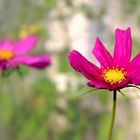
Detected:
[102,67,127,84]
[0,50,14,60]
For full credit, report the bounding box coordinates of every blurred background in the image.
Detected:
[0,0,140,140]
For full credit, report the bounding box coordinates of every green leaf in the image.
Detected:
[79,86,99,97]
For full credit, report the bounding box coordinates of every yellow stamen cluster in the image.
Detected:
[0,50,14,60]
[102,67,127,84]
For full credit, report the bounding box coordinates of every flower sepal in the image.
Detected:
[79,86,103,97]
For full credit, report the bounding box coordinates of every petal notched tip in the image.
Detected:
[14,35,39,55]
[68,50,83,72]
[68,50,102,81]
[115,27,131,33]
[92,37,113,68]
[113,27,132,67]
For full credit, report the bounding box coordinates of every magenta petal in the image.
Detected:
[0,61,7,70]
[130,70,140,85]
[92,38,113,69]
[14,36,38,55]
[88,81,108,89]
[0,60,17,70]
[127,53,140,76]
[68,50,103,81]
[113,28,132,68]
[0,39,14,50]
[10,55,51,69]
[130,76,140,85]
[88,78,129,91]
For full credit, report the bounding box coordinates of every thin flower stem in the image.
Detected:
[108,90,117,140]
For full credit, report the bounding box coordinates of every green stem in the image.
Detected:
[108,90,117,140]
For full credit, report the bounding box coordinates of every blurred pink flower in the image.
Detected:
[0,36,51,70]
[68,28,140,91]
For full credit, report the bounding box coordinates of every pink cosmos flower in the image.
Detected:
[0,36,51,70]
[68,28,140,91]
